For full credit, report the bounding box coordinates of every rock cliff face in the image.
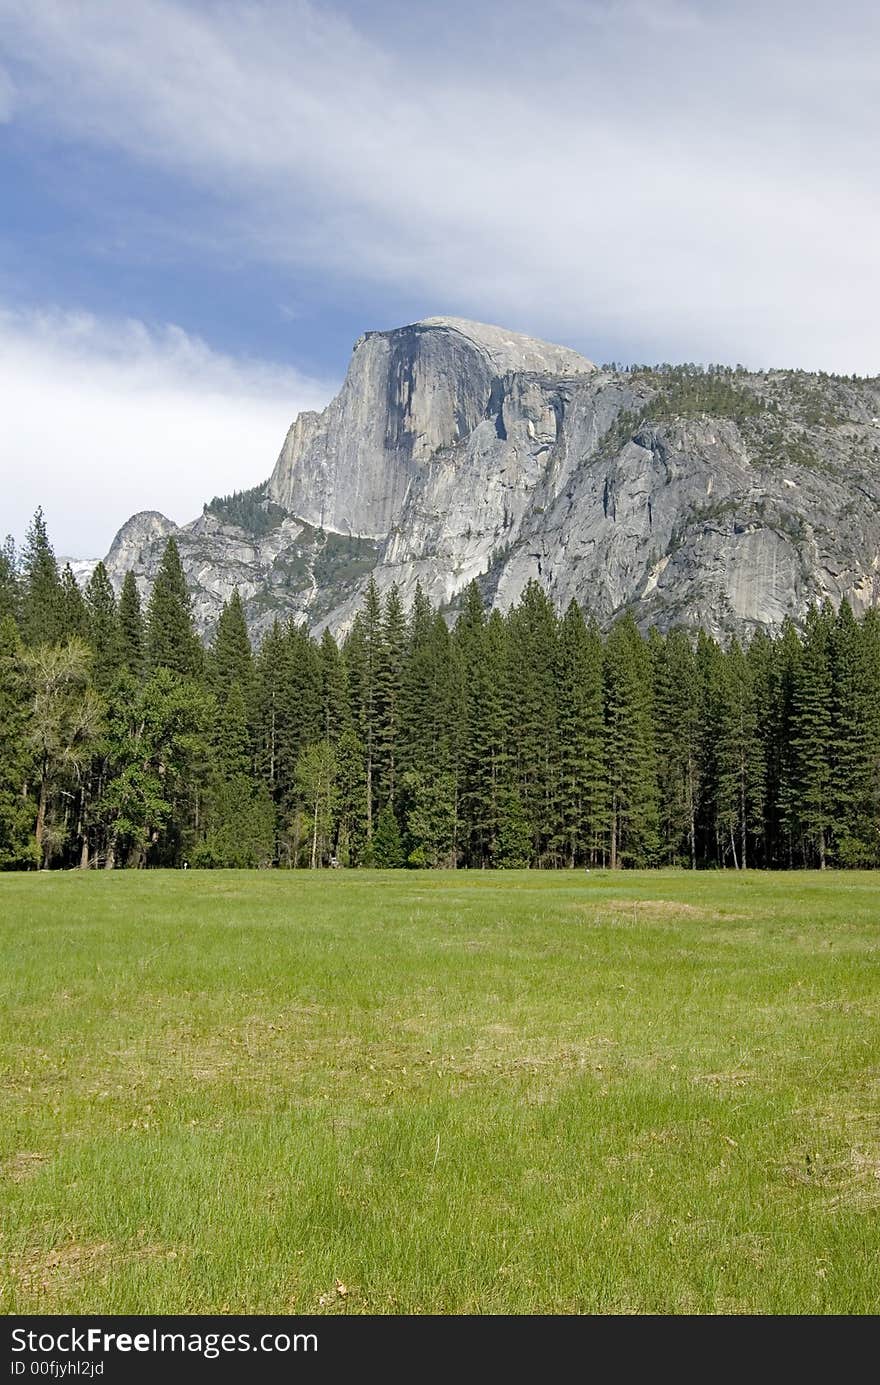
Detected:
[101,316,880,640]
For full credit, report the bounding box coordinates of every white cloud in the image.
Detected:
[0,306,332,556]
[2,0,877,372]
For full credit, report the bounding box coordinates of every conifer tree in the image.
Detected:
[0,537,21,627]
[371,801,404,867]
[713,637,762,869]
[215,680,252,782]
[653,628,699,868]
[210,591,254,696]
[745,627,776,866]
[344,578,383,842]
[604,613,659,867]
[60,564,88,639]
[319,628,348,744]
[145,538,203,677]
[773,618,805,866]
[117,571,144,677]
[84,562,120,690]
[400,582,440,778]
[0,617,37,867]
[505,581,560,864]
[334,724,368,866]
[456,583,501,866]
[375,584,407,807]
[556,601,607,866]
[788,605,834,867]
[829,601,877,864]
[21,508,64,646]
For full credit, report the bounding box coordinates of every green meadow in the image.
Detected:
[1,870,878,1315]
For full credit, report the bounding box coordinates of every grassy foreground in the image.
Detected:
[1,869,878,1315]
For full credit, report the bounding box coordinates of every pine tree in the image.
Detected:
[713,638,762,869]
[456,583,503,866]
[215,680,252,781]
[829,601,877,865]
[344,578,383,842]
[118,571,144,677]
[399,769,457,867]
[319,628,348,744]
[745,627,776,866]
[495,784,532,867]
[195,675,273,868]
[0,617,37,868]
[210,591,254,696]
[60,564,88,639]
[84,562,119,690]
[21,508,63,646]
[334,724,368,866]
[505,581,560,865]
[375,584,407,808]
[253,620,321,863]
[788,605,834,867]
[400,582,440,778]
[604,613,659,867]
[371,801,404,867]
[556,601,607,866]
[773,618,804,866]
[0,536,21,627]
[652,628,699,868]
[145,538,203,677]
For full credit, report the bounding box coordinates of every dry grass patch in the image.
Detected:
[1,1151,49,1183]
[3,1239,179,1303]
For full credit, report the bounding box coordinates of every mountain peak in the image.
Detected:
[402,315,595,377]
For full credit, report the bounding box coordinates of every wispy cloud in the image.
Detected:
[1,0,877,372]
[0,306,332,555]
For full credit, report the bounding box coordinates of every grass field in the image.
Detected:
[1,869,878,1315]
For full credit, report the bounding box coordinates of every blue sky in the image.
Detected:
[1,0,878,554]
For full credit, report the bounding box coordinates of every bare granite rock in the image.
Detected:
[98,317,880,641]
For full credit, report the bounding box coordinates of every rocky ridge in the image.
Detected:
[101,316,880,639]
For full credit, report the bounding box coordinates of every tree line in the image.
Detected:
[1,509,879,871]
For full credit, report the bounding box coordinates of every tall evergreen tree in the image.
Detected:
[319,628,348,744]
[375,584,407,808]
[84,563,120,690]
[117,571,144,677]
[344,578,383,843]
[456,583,505,866]
[145,538,203,677]
[788,605,834,867]
[505,582,560,865]
[0,617,37,868]
[0,537,21,627]
[556,601,607,866]
[773,618,805,866]
[60,564,88,639]
[653,628,699,868]
[21,508,63,646]
[210,591,254,696]
[829,601,878,865]
[604,613,659,867]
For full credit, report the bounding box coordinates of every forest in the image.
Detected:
[1,509,879,872]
